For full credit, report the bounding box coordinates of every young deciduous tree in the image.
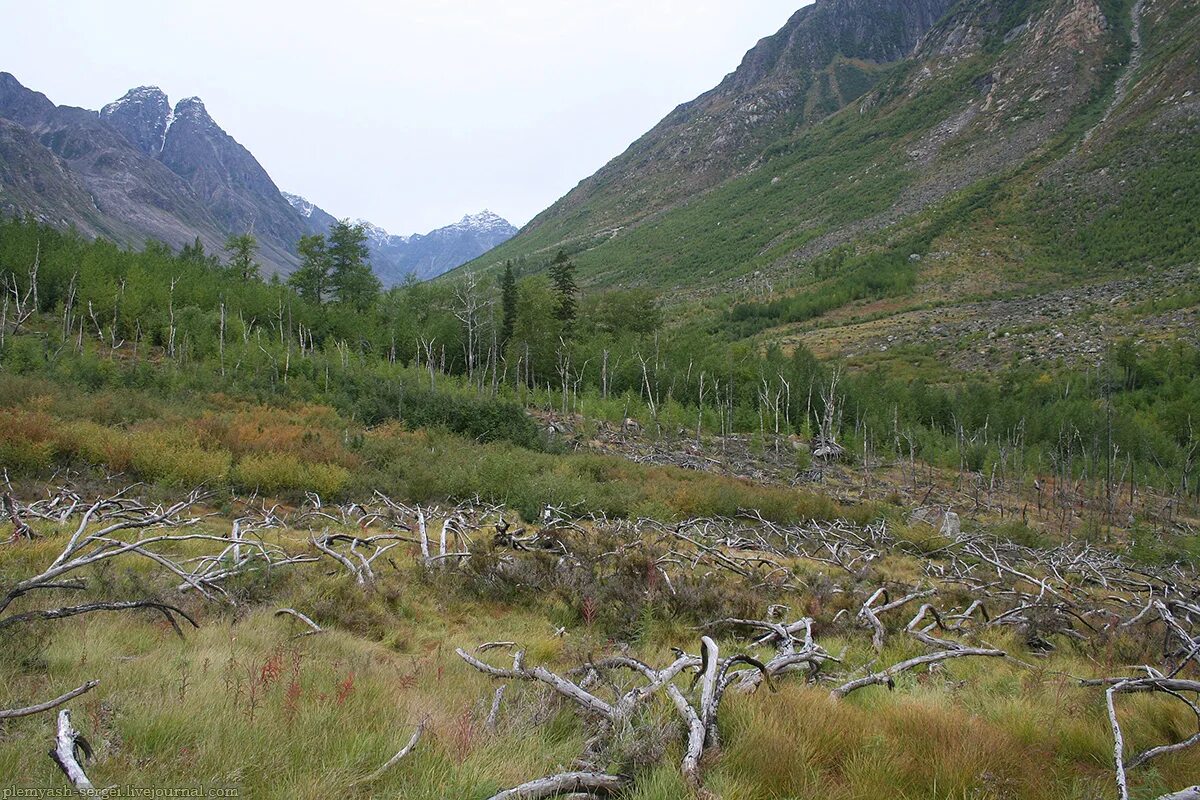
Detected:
[328,220,380,311]
[511,276,561,386]
[588,288,662,336]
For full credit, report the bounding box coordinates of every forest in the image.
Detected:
[1,215,1198,503]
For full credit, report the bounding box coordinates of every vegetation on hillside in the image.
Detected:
[2,216,1198,505]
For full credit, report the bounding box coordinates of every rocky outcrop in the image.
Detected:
[100,86,172,155]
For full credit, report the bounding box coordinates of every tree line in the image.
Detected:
[1,215,1197,499]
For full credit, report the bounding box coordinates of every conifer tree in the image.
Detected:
[500,260,518,347]
[328,220,380,311]
[289,234,332,305]
[548,250,577,334]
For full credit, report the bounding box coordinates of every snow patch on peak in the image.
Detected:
[353,218,396,247]
[101,85,168,113]
[174,96,209,119]
[282,192,314,219]
[160,106,175,152]
[454,209,516,234]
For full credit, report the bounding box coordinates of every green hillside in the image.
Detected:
[463,0,1199,310]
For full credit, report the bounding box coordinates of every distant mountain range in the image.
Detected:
[0,73,514,283]
[282,192,516,284]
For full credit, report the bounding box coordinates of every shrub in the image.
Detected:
[128,428,231,486]
[233,453,350,498]
[0,409,57,474]
[53,419,134,471]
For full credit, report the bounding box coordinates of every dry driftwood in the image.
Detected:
[457,648,618,720]
[274,607,323,637]
[0,680,98,720]
[1100,676,1200,800]
[352,718,427,786]
[0,599,198,636]
[48,709,94,790]
[1154,788,1200,800]
[4,491,36,541]
[830,647,1006,700]
[486,771,628,800]
[0,489,210,633]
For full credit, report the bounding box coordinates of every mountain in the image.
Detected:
[0,73,231,255]
[525,0,957,239]
[283,192,516,284]
[462,0,1200,308]
[0,74,515,280]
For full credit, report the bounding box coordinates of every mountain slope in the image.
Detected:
[496,0,957,260]
[463,0,1198,305]
[157,96,306,272]
[0,117,105,234]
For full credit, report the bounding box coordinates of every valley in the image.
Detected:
[2,0,1199,797]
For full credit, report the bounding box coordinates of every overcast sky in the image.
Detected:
[2,1,804,234]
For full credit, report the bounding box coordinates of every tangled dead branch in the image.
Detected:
[6,482,1200,797]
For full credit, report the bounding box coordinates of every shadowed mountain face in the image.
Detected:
[0,74,233,255]
[157,95,307,272]
[100,86,172,155]
[0,75,299,271]
[0,74,516,279]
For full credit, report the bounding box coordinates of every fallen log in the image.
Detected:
[274,608,323,637]
[0,680,98,720]
[830,647,1006,700]
[1154,788,1200,800]
[457,648,618,720]
[487,771,627,800]
[0,600,198,636]
[352,718,426,786]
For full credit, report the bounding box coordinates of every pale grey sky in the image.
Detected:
[2,1,805,233]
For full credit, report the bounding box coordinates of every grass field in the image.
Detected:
[2,482,1198,799]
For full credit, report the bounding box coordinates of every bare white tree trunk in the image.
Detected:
[49,709,94,790]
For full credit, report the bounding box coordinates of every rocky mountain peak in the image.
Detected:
[352,218,399,247]
[100,86,171,154]
[0,72,56,127]
[172,97,214,127]
[282,191,314,219]
[455,210,517,235]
